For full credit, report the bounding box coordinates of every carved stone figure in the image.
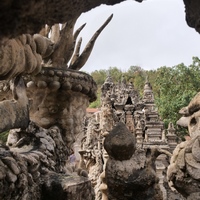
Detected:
[167,91,200,199]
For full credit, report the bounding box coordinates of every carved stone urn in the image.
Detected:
[26,67,97,154]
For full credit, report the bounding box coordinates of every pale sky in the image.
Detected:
[74,0,200,73]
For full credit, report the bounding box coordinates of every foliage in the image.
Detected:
[0,131,9,144]
[154,58,200,137]
[89,88,101,108]
[90,69,107,86]
[124,66,146,96]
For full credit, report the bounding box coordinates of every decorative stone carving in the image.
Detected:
[0,0,197,199]
[0,68,98,199]
[166,122,177,152]
[26,68,97,153]
[0,121,94,200]
[0,5,116,198]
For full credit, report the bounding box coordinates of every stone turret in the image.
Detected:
[166,122,177,152]
[142,78,169,150]
[135,120,144,148]
[143,77,154,103]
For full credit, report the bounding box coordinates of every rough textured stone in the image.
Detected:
[0,70,97,199]
[105,149,163,200]
[0,76,29,132]
[0,0,199,199]
[183,0,200,33]
[0,0,142,40]
[0,1,197,41]
[41,172,94,200]
[104,122,135,161]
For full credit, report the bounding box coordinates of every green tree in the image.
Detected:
[89,87,101,108]
[107,66,123,82]
[90,69,107,86]
[154,59,200,138]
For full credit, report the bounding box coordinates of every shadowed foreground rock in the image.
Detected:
[104,122,164,200]
[41,172,94,200]
[0,122,95,200]
[0,76,29,133]
[0,0,143,40]
[104,122,136,161]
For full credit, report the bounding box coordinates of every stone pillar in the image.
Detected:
[135,120,144,148]
[99,137,109,200]
[125,105,135,133]
[156,161,167,200]
[166,122,177,152]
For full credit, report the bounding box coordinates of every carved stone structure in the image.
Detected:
[0,0,199,199]
[80,75,180,199]
[98,76,175,151]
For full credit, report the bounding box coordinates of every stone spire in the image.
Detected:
[121,75,127,90]
[166,122,177,152]
[143,76,154,103]
[141,76,169,150]
[101,73,115,104]
[135,120,144,148]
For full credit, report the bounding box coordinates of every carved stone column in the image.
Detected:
[166,122,177,153]
[135,120,144,148]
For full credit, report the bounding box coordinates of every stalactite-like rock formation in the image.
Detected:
[0,0,198,42]
[0,0,143,41]
[0,14,113,80]
[0,34,53,80]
